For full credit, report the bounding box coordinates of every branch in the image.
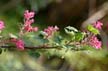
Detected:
[0,45,61,50]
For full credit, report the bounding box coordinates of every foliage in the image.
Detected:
[0,10,104,58]
[87,24,100,35]
[0,9,107,71]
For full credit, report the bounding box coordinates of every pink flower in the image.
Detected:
[0,20,5,30]
[54,26,59,31]
[24,10,35,20]
[32,27,38,32]
[24,25,33,32]
[22,10,38,32]
[25,19,34,26]
[11,39,24,50]
[16,40,24,50]
[24,25,38,32]
[89,36,102,49]
[44,26,59,38]
[93,21,103,30]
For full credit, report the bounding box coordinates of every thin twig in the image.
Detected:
[0,45,61,50]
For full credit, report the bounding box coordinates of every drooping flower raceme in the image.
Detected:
[44,26,59,38]
[11,38,24,50]
[93,21,103,30]
[23,10,38,32]
[88,35,102,49]
[0,20,5,30]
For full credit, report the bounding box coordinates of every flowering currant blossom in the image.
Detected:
[93,21,103,30]
[88,35,102,49]
[44,26,59,38]
[11,38,24,50]
[23,10,38,32]
[24,10,35,20]
[0,20,5,30]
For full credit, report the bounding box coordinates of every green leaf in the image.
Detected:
[83,45,96,50]
[53,35,63,44]
[65,45,74,48]
[28,50,40,58]
[87,25,100,34]
[75,32,85,41]
[22,32,48,46]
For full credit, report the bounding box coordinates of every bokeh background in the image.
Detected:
[0,0,108,71]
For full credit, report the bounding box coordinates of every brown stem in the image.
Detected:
[0,45,61,50]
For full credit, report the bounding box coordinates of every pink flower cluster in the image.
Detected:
[23,10,38,32]
[93,21,103,30]
[44,26,59,38]
[0,20,5,30]
[11,38,24,50]
[89,36,102,49]
[24,10,35,20]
